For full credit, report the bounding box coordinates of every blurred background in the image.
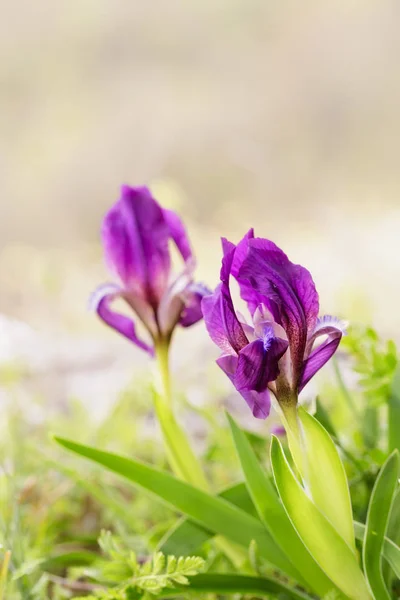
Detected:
[1,0,399,415]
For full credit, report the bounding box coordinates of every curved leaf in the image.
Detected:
[53,436,298,579]
[362,450,400,599]
[270,436,371,600]
[162,573,314,600]
[355,521,400,579]
[297,407,355,551]
[227,413,338,597]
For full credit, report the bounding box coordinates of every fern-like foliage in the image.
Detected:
[343,325,398,407]
[75,531,205,600]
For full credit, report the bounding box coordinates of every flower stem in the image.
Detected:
[154,341,245,566]
[154,340,209,490]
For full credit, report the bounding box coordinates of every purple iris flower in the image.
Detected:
[90,185,209,355]
[202,230,345,419]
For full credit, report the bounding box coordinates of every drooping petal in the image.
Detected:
[179,282,211,327]
[90,284,154,355]
[235,334,288,393]
[202,283,248,355]
[217,354,271,419]
[101,185,171,306]
[202,240,248,354]
[238,238,319,386]
[299,316,346,392]
[163,208,192,262]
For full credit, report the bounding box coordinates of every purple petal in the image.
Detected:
[230,229,267,316]
[163,208,193,262]
[202,283,248,355]
[238,238,319,386]
[90,284,154,355]
[217,354,271,419]
[299,316,345,392]
[235,335,288,393]
[202,240,248,354]
[101,185,170,306]
[180,282,211,327]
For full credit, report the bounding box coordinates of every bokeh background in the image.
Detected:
[1,0,400,416]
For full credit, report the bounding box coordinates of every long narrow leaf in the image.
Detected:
[271,436,371,600]
[227,414,337,597]
[362,450,400,599]
[297,407,356,551]
[159,482,256,555]
[355,521,400,579]
[53,436,299,579]
[389,366,400,453]
[162,573,314,600]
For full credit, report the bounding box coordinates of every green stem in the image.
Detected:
[154,341,245,566]
[154,341,208,490]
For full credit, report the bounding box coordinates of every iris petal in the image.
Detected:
[235,336,288,393]
[238,238,319,387]
[163,208,193,262]
[90,284,154,355]
[299,316,345,391]
[101,185,170,305]
[217,354,271,419]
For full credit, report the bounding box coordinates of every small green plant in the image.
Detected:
[74,531,205,599]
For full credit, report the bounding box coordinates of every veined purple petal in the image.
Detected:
[299,316,345,392]
[217,354,271,419]
[235,334,288,393]
[180,282,211,327]
[230,229,268,316]
[90,284,154,355]
[202,283,248,355]
[163,208,193,262]
[202,241,248,355]
[238,238,319,387]
[101,185,170,306]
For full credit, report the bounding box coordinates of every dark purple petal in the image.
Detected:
[217,354,271,419]
[299,316,345,392]
[202,283,248,355]
[238,238,319,386]
[90,284,154,355]
[235,335,288,392]
[202,240,248,354]
[101,185,170,306]
[180,282,211,327]
[163,208,192,262]
[230,229,267,316]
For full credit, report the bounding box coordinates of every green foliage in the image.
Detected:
[74,531,205,599]
[343,325,398,407]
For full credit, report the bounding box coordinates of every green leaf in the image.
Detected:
[227,413,337,597]
[53,436,299,579]
[362,450,400,599]
[270,436,371,600]
[355,521,400,578]
[293,407,356,551]
[161,573,315,600]
[388,366,400,453]
[159,481,256,555]
[383,487,400,585]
